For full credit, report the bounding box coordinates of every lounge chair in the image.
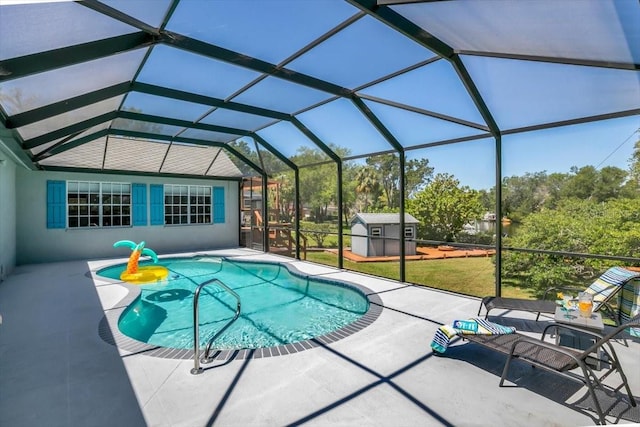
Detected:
[479,266,640,322]
[461,314,640,425]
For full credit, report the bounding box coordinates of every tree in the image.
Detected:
[501,197,640,295]
[292,146,337,223]
[406,173,483,242]
[405,158,434,197]
[227,138,261,175]
[478,188,495,213]
[540,172,569,209]
[354,166,380,212]
[592,166,627,202]
[622,139,640,198]
[299,221,334,248]
[341,160,359,224]
[560,166,598,200]
[298,164,334,222]
[365,154,398,209]
[497,164,629,222]
[362,154,433,210]
[270,173,295,223]
[501,171,551,221]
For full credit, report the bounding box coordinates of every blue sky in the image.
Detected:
[420,115,640,190]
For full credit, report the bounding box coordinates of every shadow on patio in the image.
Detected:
[1,254,639,426]
[0,260,147,426]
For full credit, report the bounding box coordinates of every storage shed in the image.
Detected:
[349,213,419,257]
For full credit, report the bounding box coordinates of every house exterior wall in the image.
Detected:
[0,150,17,279]
[15,169,239,265]
[350,222,368,257]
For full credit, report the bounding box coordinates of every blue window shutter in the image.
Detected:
[150,184,164,225]
[213,186,225,224]
[131,183,147,226]
[46,180,66,229]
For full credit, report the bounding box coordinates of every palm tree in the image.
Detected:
[355,166,379,212]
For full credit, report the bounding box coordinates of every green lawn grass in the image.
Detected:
[305,251,534,299]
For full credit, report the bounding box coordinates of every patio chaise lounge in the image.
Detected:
[458,314,640,425]
[478,266,640,322]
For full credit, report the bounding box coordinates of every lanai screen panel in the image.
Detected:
[296,98,394,158]
[391,1,640,65]
[231,76,334,115]
[136,45,262,101]
[17,96,124,142]
[200,109,277,133]
[287,14,435,89]
[254,142,294,175]
[226,137,268,176]
[39,137,107,170]
[166,0,359,65]
[161,143,222,176]
[100,0,173,28]
[0,1,139,59]
[32,122,112,158]
[257,121,330,165]
[178,129,241,144]
[388,0,640,130]
[405,138,496,192]
[363,99,488,149]
[0,49,146,115]
[103,136,168,173]
[207,149,244,178]
[360,60,487,127]
[122,92,212,123]
[462,56,640,130]
[110,118,185,138]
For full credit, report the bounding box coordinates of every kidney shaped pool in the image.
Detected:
[97,256,376,351]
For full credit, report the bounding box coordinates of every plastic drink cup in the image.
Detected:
[578,292,593,318]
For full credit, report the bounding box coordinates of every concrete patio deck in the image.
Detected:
[1,248,638,426]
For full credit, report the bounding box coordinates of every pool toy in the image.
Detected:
[113,240,168,284]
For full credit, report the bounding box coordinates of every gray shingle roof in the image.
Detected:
[350,213,419,226]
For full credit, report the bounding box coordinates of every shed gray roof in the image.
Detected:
[350,213,419,226]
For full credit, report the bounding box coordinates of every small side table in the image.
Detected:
[554,307,605,369]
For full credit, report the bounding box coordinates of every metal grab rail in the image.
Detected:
[191,278,241,375]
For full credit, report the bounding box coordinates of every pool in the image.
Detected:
[97,256,375,352]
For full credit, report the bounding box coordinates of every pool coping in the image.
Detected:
[92,254,384,362]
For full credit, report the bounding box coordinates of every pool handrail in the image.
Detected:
[191,278,241,375]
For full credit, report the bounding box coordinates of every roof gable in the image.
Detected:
[350,213,419,226]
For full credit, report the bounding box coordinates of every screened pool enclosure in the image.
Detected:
[0,0,639,297]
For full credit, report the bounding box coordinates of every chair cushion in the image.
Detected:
[584,266,640,310]
[619,276,640,337]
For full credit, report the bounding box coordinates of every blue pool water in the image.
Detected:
[97,257,369,350]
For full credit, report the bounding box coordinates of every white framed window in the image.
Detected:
[164,184,211,225]
[370,226,382,237]
[67,181,131,228]
[404,227,414,239]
